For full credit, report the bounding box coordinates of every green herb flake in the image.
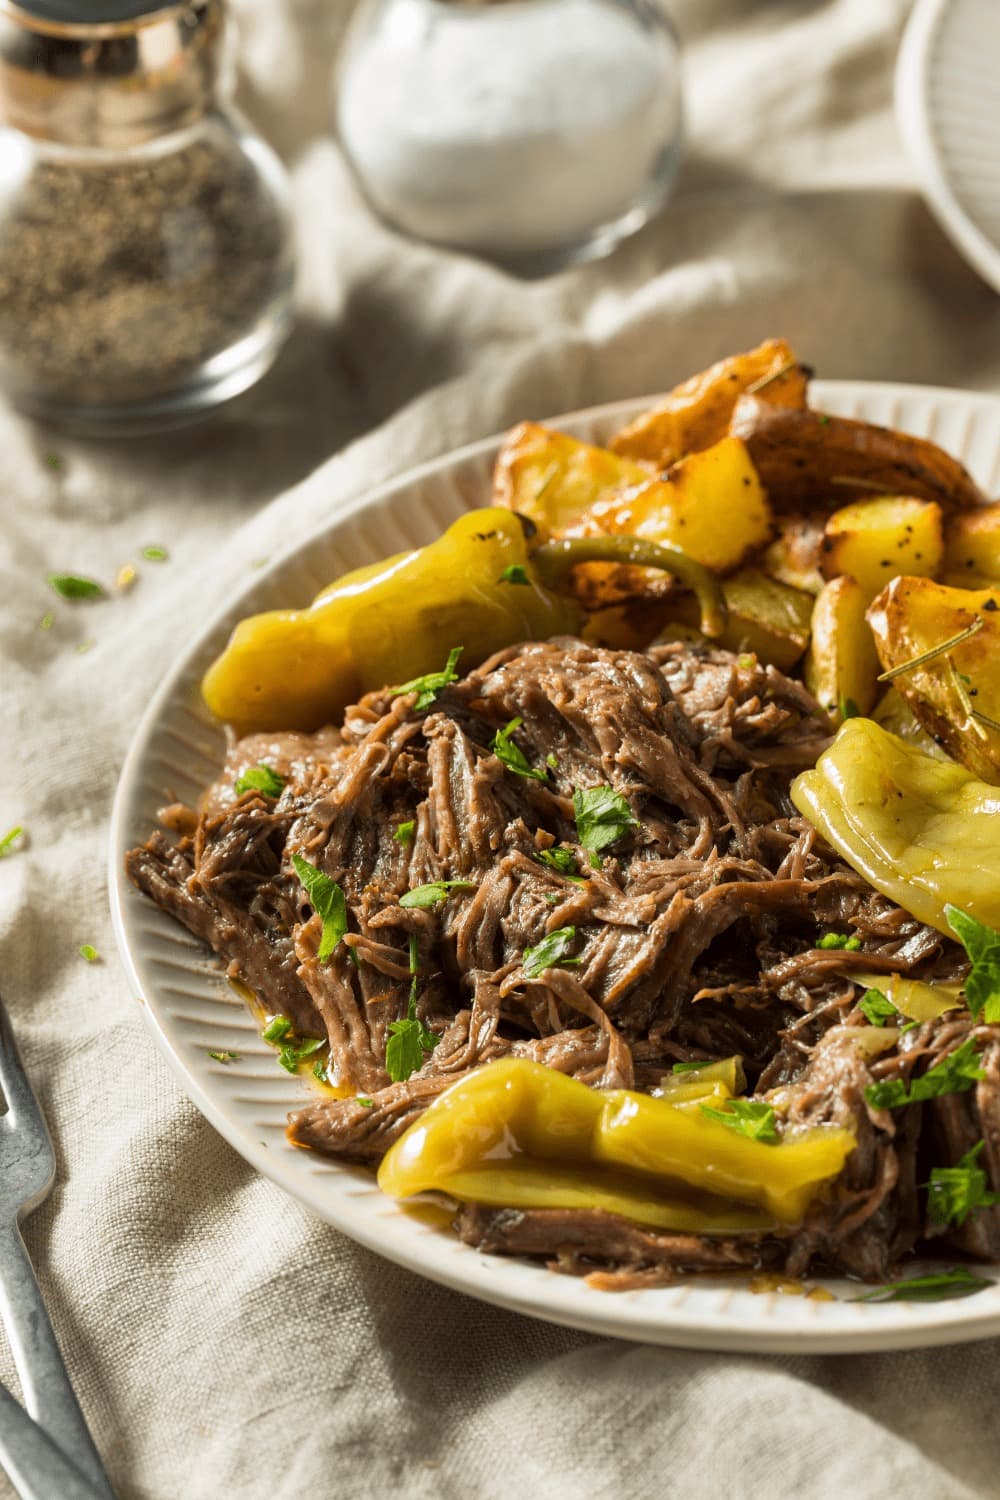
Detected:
[852,1266,993,1303]
[262,1015,293,1044]
[292,854,348,962]
[78,943,99,963]
[493,717,548,782]
[925,1140,1000,1228]
[209,1050,239,1064]
[356,1095,375,1108]
[312,1060,327,1081]
[546,752,559,770]
[858,987,897,1026]
[522,926,580,979]
[816,931,861,951]
[700,1098,779,1144]
[278,1036,325,1073]
[394,820,416,846]
[672,1060,711,1074]
[535,847,580,877]
[39,611,55,632]
[385,946,439,1086]
[141,545,168,562]
[399,880,475,910]
[235,764,286,799]
[47,573,103,601]
[864,1035,986,1110]
[573,785,638,867]
[499,563,530,586]
[0,826,24,858]
[394,646,463,712]
[839,695,860,720]
[44,453,62,470]
[737,653,756,669]
[76,641,94,655]
[408,931,419,1007]
[945,905,1000,1022]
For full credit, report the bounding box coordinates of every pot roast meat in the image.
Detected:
[126,637,984,1285]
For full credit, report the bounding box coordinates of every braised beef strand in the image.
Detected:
[126,639,982,1286]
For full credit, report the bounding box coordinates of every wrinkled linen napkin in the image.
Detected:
[3,0,1000,1496]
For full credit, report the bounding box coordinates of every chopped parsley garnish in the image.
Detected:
[700,1098,779,1143]
[394,820,416,846]
[291,854,347,962]
[926,1141,1000,1228]
[278,1036,325,1074]
[573,785,638,868]
[816,931,861,951]
[235,764,286,799]
[408,931,419,1007]
[493,717,548,782]
[0,826,24,857]
[209,1050,238,1064]
[385,978,439,1085]
[858,987,897,1026]
[399,880,475,909]
[47,573,103,600]
[522,926,580,979]
[394,646,463,711]
[78,944,98,963]
[312,1059,327,1081]
[852,1267,992,1303]
[499,563,530,585]
[546,752,559,770]
[945,905,1000,1022]
[142,545,168,562]
[262,1015,293,1043]
[737,653,756,669]
[535,846,583,880]
[39,611,55,631]
[838,695,860,720]
[864,1035,986,1110]
[672,1060,711,1073]
[356,1095,375,1108]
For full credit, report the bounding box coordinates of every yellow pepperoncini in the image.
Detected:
[202,507,726,735]
[377,1057,855,1233]
[791,717,1000,936]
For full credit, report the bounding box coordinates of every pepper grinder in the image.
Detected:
[0,0,295,431]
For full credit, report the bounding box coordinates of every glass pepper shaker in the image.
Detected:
[0,0,295,431]
[335,0,683,273]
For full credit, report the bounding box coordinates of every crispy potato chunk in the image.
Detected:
[762,513,826,594]
[492,423,649,537]
[867,577,1000,782]
[663,567,814,671]
[570,436,773,576]
[608,338,807,468]
[943,503,1000,587]
[820,496,943,597]
[729,398,987,513]
[804,576,880,719]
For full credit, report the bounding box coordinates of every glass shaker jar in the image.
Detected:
[0,0,295,431]
[335,0,683,273]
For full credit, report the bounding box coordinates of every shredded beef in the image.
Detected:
[126,638,983,1286]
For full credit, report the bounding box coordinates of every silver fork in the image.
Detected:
[0,996,116,1499]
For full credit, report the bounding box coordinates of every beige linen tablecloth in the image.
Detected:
[4,1,1000,1496]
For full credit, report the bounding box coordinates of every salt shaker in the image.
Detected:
[0,0,295,431]
[335,0,683,272]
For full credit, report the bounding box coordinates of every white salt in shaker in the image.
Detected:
[334,0,683,272]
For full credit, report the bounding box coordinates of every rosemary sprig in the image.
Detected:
[877,616,984,683]
[973,706,1000,733]
[746,360,798,395]
[948,658,988,742]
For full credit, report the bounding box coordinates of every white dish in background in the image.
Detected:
[110,381,1000,1355]
[897,0,1000,295]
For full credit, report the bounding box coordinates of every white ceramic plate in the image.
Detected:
[897,0,1000,295]
[110,380,1000,1354]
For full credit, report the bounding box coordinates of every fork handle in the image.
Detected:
[0,1383,110,1500]
[0,1222,115,1499]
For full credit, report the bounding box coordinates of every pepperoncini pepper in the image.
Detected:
[202,507,726,734]
[377,1057,855,1233]
[791,717,1000,935]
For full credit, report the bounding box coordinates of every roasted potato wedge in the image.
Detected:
[569,436,773,577]
[867,577,1000,782]
[662,567,814,671]
[943,502,1000,588]
[820,496,943,597]
[492,422,649,537]
[608,338,808,468]
[762,513,826,594]
[804,576,880,719]
[729,397,987,513]
[581,598,676,651]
